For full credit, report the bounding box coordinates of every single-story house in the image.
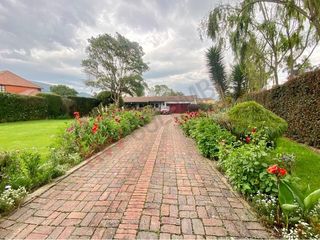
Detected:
[124,95,198,113]
[0,70,41,96]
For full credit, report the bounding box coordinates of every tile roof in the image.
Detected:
[124,95,197,103]
[0,70,41,89]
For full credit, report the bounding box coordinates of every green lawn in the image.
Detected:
[276,137,320,191]
[0,119,72,156]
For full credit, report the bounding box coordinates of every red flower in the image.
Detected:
[267,164,279,174]
[279,168,287,176]
[252,128,257,133]
[245,136,251,143]
[92,123,99,134]
[267,164,287,177]
[73,112,80,119]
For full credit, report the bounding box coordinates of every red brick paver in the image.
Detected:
[0,116,269,239]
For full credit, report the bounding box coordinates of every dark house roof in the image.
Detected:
[0,70,41,89]
[124,95,197,103]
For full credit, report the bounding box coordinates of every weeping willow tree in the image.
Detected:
[245,0,320,38]
[200,0,318,89]
[206,47,228,100]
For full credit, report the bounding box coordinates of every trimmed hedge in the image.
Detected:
[37,93,67,118]
[0,93,101,122]
[0,93,48,122]
[227,101,288,140]
[67,96,100,116]
[241,69,320,147]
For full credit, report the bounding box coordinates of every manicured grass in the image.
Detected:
[276,137,320,191]
[0,119,72,156]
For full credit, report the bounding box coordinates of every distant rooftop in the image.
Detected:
[0,70,41,89]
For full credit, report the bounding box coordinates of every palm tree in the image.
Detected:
[206,46,228,100]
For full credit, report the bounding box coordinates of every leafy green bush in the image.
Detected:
[0,93,48,122]
[185,117,236,159]
[218,138,276,196]
[240,69,320,147]
[227,101,288,140]
[0,151,61,191]
[37,93,67,118]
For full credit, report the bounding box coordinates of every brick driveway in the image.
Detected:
[0,115,269,239]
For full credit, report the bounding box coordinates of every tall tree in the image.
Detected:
[150,84,184,96]
[244,0,320,38]
[82,33,149,106]
[201,0,318,88]
[50,84,78,97]
[206,47,228,100]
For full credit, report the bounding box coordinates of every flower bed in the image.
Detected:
[0,106,154,215]
[176,108,320,239]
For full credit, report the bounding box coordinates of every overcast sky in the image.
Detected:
[0,0,319,98]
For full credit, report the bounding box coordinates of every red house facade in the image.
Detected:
[0,70,41,96]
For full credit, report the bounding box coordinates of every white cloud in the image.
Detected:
[1,0,317,97]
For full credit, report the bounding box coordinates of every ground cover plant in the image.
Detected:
[0,106,154,215]
[177,102,320,238]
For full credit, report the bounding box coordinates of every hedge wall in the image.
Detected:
[0,93,101,122]
[37,93,67,118]
[241,69,320,148]
[67,96,101,116]
[0,93,48,122]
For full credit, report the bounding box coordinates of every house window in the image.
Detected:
[0,85,5,92]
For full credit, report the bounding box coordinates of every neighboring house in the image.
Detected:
[0,70,41,96]
[124,95,198,113]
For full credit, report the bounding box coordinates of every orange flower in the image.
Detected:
[267,164,287,177]
[267,164,279,174]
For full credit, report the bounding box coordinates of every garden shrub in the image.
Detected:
[0,151,60,191]
[240,69,320,147]
[0,187,27,214]
[218,139,276,196]
[37,93,67,118]
[67,96,101,116]
[0,93,48,122]
[227,101,288,140]
[186,117,236,159]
